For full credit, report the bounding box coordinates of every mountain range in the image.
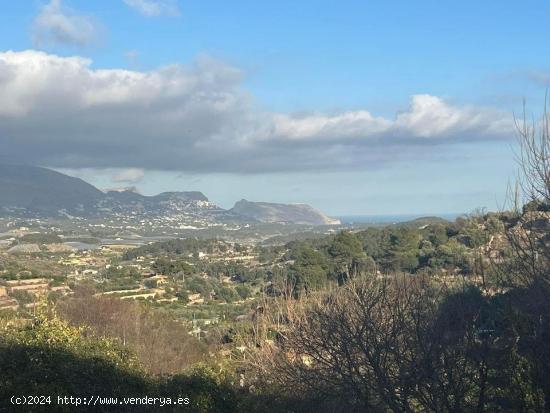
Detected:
[0,165,340,225]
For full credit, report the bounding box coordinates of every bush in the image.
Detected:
[0,307,266,412]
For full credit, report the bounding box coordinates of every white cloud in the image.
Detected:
[270,111,391,141]
[265,94,511,149]
[123,0,180,17]
[112,168,145,183]
[31,0,99,47]
[394,94,511,138]
[0,50,514,173]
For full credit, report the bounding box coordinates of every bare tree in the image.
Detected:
[499,96,550,287]
[499,96,550,410]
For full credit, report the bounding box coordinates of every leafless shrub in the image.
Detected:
[496,97,550,288]
[242,275,540,412]
[58,296,208,375]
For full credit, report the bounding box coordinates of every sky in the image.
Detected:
[0,0,549,216]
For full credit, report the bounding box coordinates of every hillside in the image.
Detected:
[230,199,341,225]
[0,164,104,216]
[0,165,338,225]
[99,188,217,216]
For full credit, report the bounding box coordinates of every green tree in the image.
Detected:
[327,231,369,282]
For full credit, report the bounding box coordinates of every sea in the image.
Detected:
[336,213,461,225]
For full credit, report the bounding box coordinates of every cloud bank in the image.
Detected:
[0,50,514,173]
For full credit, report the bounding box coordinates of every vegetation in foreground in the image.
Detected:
[0,307,267,413]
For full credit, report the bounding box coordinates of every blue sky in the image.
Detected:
[0,0,549,215]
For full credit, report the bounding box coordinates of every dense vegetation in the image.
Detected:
[259,212,504,296]
[117,213,502,301]
[123,238,231,260]
[17,233,62,244]
[0,308,261,412]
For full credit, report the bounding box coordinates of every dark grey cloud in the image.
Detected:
[0,50,514,173]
